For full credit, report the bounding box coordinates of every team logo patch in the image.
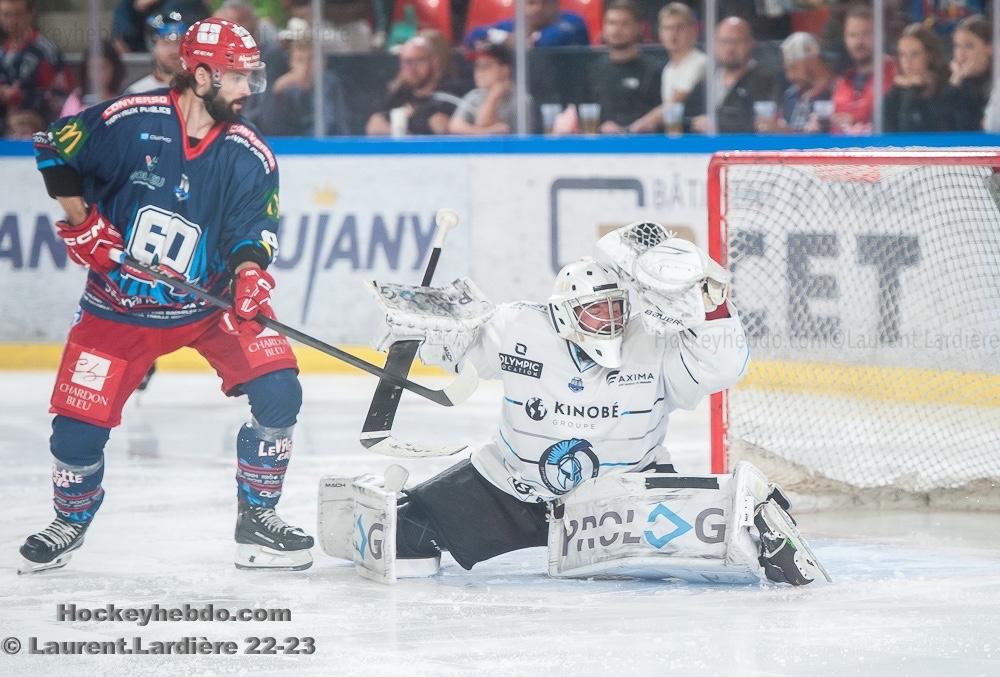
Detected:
[500,353,543,379]
[129,157,166,190]
[265,188,280,222]
[53,118,88,159]
[71,351,112,391]
[538,438,600,495]
[567,377,584,393]
[524,397,547,421]
[51,344,126,424]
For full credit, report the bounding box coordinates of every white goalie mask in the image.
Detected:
[547,258,630,368]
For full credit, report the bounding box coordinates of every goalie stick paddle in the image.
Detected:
[107,249,478,407]
[360,208,470,458]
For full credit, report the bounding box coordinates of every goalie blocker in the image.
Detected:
[318,461,830,586]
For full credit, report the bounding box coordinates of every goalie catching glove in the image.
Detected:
[596,221,731,335]
[369,277,496,368]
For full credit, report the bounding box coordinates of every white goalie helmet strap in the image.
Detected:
[547,258,629,368]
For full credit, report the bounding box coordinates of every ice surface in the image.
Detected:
[2,372,998,677]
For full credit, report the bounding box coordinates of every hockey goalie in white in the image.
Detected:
[319,222,830,586]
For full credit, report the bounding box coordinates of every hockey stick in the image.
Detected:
[107,250,478,407]
[360,208,470,459]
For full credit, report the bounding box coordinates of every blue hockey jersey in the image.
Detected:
[34,88,280,326]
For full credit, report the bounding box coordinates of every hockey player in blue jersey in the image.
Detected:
[20,18,313,573]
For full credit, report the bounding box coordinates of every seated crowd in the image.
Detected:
[1,0,997,137]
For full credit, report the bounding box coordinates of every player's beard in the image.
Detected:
[201,87,246,123]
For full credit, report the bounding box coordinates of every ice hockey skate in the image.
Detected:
[754,498,832,586]
[234,504,314,571]
[18,517,89,575]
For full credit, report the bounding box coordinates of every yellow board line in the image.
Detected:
[0,343,447,377]
[738,359,1000,408]
[4,345,996,408]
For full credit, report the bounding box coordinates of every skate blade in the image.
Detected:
[234,543,313,571]
[18,552,74,575]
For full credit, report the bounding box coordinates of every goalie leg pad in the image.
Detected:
[548,472,763,584]
[317,470,441,583]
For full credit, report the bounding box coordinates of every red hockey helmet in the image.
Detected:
[180,18,266,93]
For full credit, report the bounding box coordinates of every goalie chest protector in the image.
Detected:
[470,304,675,502]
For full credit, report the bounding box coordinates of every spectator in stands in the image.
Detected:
[684,17,780,134]
[631,2,705,133]
[421,28,474,93]
[112,0,208,53]
[943,14,992,131]
[0,0,74,128]
[830,5,896,135]
[449,42,527,135]
[778,32,835,133]
[820,0,905,73]
[883,24,949,132]
[366,35,464,135]
[256,37,351,135]
[4,107,44,138]
[60,40,126,117]
[123,12,188,94]
[464,0,589,49]
[586,0,660,134]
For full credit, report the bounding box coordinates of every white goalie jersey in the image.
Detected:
[463,302,750,502]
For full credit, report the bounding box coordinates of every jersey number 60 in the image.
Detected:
[127,205,204,276]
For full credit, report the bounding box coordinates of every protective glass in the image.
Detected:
[219,67,268,94]
[573,291,629,337]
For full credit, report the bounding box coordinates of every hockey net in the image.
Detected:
[709,151,1000,510]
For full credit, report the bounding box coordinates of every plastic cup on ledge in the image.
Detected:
[753,100,778,133]
[389,107,408,138]
[813,100,834,133]
[541,103,562,135]
[663,102,684,136]
[578,103,601,135]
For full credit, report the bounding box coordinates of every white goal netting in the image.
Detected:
[713,153,1000,509]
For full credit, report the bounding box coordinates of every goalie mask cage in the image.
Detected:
[708,150,1000,510]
